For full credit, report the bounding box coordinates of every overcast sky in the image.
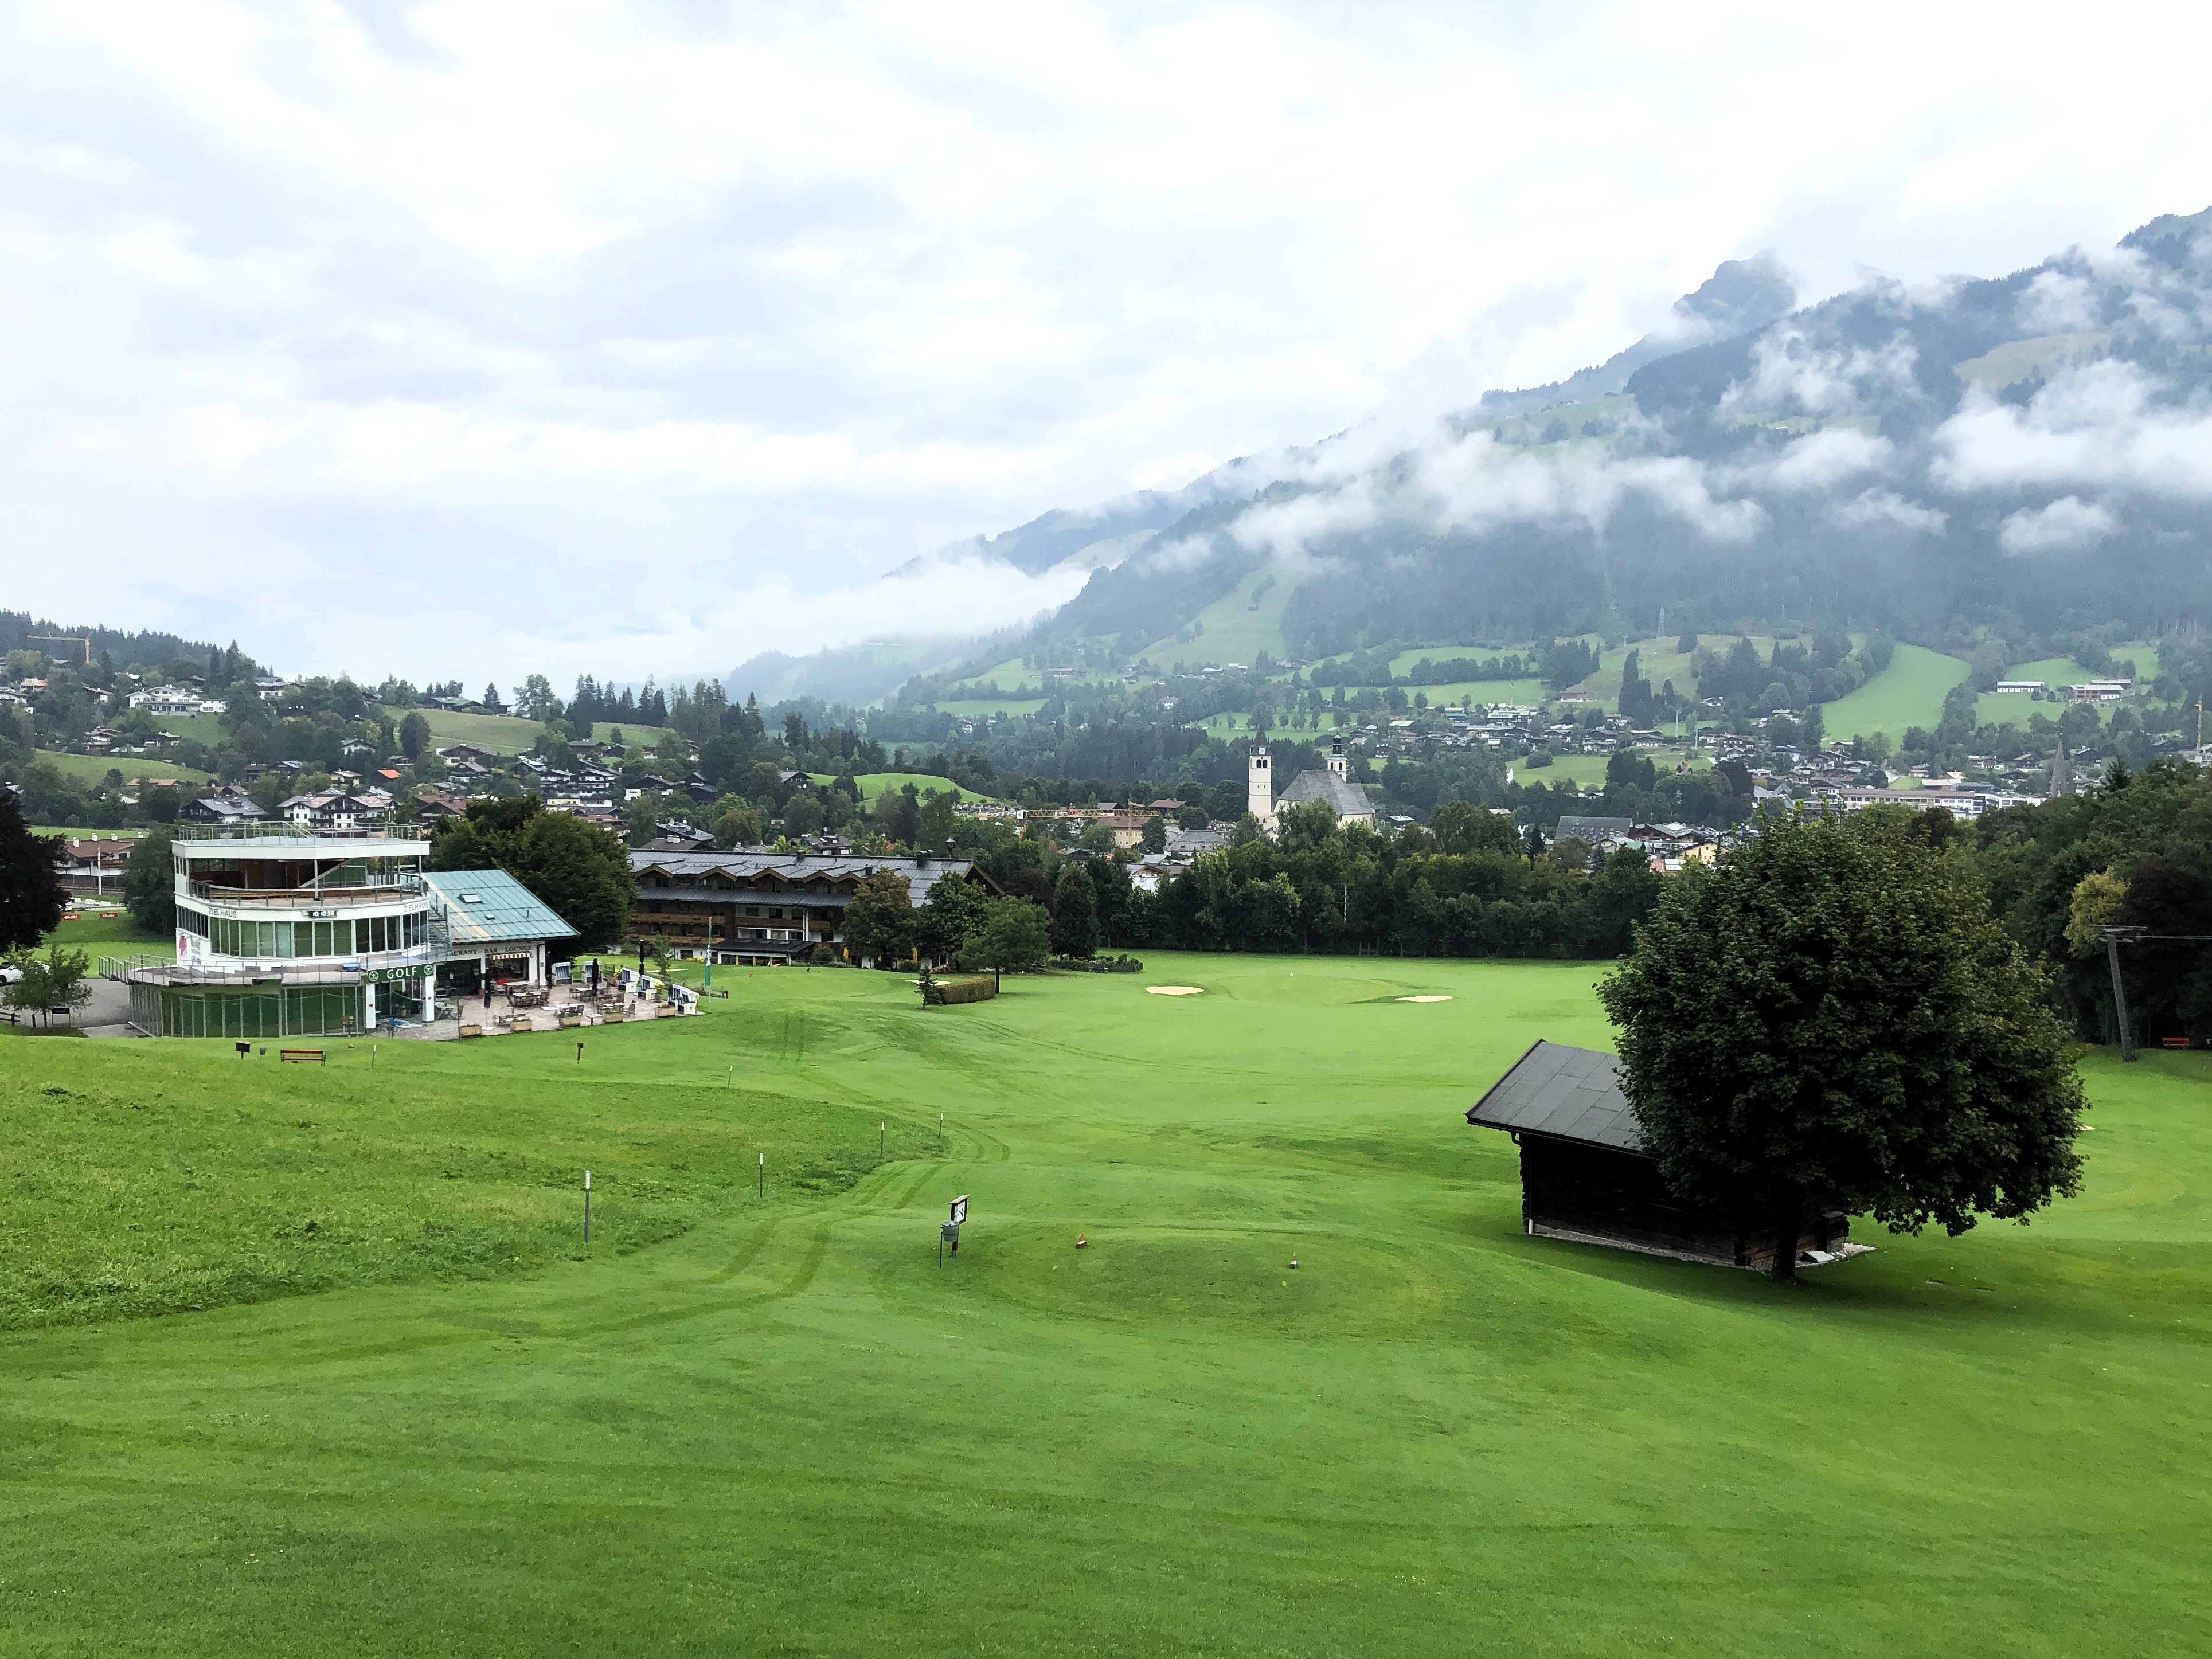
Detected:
[4,1,2208,689]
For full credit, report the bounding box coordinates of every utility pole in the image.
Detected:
[2104,928,2136,1063]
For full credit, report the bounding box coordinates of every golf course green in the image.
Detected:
[1,956,2206,1655]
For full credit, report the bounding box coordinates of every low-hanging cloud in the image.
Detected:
[1834,487,1948,533]
[1719,322,1920,418]
[1934,359,2212,496]
[1999,494,2115,553]
[1758,426,1894,491]
[1221,427,1769,560]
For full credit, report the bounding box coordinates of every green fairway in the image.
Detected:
[0,957,2205,1656]
[1821,643,1969,744]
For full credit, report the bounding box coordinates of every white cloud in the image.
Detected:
[1835,488,1947,533]
[5,3,2212,681]
[2018,268,2101,334]
[1762,427,1894,490]
[1999,495,2115,553]
[1933,360,2212,497]
[1223,428,1768,559]
[1720,322,1920,417]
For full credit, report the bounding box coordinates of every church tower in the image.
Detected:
[1327,736,1348,781]
[1248,729,1275,827]
[2048,742,2073,799]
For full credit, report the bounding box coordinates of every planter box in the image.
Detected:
[459,1023,482,1039]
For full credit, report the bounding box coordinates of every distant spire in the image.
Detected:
[2049,742,2073,798]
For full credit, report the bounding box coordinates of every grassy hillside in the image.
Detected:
[929,698,1048,719]
[411,708,658,755]
[0,958,2199,1655]
[33,750,210,785]
[802,771,998,804]
[1138,561,1299,667]
[1821,643,1969,743]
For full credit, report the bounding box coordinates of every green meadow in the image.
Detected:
[0,956,2205,1656]
[32,750,212,785]
[1821,643,1971,744]
[800,771,999,804]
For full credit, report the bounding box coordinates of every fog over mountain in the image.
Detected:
[960,206,2212,670]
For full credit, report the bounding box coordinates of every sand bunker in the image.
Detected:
[1398,995,1453,1003]
[1146,985,1206,996]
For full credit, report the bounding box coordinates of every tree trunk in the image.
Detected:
[1770,1187,1802,1282]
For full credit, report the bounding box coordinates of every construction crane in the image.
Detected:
[28,634,92,666]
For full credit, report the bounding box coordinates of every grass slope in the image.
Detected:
[802,772,999,804]
[1821,643,1969,744]
[415,708,658,756]
[929,698,1047,719]
[33,750,210,785]
[1138,561,1298,667]
[0,958,2204,1656]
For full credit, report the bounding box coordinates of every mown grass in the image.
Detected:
[32,749,211,784]
[0,1032,928,1331]
[1822,642,1971,743]
[0,956,2205,1657]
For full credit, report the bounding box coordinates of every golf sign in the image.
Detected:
[939,1195,970,1266]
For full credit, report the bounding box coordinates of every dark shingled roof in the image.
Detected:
[1465,1039,1646,1152]
[1555,815,1633,844]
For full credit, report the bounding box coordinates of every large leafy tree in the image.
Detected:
[0,789,67,950]
[842,868,915,966]
[123,824,177,936]
[1051,864,1099,958]
[959,897,1052,975]
[428,796,633,953]
[1600,808,2086,1280]
[914,872,989,961]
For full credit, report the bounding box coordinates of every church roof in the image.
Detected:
[1277,770,1377,819]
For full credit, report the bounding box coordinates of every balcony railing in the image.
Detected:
[174,821,429,842]
[184,877,427,907]
[103,944,452,987]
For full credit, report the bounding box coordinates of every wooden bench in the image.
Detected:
[2162,1036,2191,1050]
[279,1048,324,1065]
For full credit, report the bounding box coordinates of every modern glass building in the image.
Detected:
[123,823,451,1038]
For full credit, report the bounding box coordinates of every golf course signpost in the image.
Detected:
[940,1194,968,1266]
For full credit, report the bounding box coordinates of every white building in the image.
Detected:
[121,824,453,1036]
[1248,733,1382,833]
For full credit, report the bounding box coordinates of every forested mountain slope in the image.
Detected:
[1009,208,2212,662]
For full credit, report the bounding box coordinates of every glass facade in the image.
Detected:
[131,981,368,1039]
[183,909,427,959]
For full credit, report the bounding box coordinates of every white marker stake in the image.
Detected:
[758,1151,764,1198]
[583,1168,592,1245]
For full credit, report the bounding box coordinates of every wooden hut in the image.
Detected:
[1465,1040,1851,1270]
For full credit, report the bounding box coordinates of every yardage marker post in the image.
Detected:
[758,1151,764,1198]
[583,1169,592,1246]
